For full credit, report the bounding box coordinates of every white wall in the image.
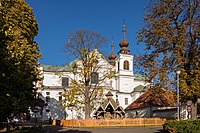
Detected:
[126,106,188,119]
[41,89,65,119]
[116,54,133,76]
[43,73,61,86]
[37,51,146,120]
[126,107,150,118]
[43,72,74,87]
[117,93,132,109]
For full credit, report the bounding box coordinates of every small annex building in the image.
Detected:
[125,87,176,118]
[93,91,125,119]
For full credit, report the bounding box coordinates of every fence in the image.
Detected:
[52,118,166,127]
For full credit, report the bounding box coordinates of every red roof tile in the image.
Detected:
[125,88,175,111]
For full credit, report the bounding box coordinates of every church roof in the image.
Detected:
[101,98,118,110]
[134,74,146,81]
[118,22,130,55]
[40,64,73,72]
[125,88,175,111]
[95,91,124,112]
[108,53,116,60]
[40,49,111,72]
[133,85,145,92]
[119,39,129,48]
[108,41,116,60]
[105,91,113,97]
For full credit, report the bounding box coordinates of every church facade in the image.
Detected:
[35,24,148,120]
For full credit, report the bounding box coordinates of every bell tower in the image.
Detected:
[115,21,134,93]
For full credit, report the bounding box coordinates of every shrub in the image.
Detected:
[163,119,200,133]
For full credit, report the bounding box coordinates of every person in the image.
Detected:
[49,116,52,124]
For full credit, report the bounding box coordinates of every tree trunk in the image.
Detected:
[85,101,91,119]
[191,102,197,120]
[85,85,91,119]
[6,117,11,133]
[6,123,10,133]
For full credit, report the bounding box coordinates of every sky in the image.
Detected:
[25,0,149,66]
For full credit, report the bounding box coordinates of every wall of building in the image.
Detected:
[126,107,150,118]
[36,50,146,120]
[126,106,188,119]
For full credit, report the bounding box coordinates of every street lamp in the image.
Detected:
[176,70,181,121]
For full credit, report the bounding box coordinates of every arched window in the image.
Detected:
[123,60,129,70]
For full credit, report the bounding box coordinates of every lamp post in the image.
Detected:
[176,70,181,121]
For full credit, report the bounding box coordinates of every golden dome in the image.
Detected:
[108,53,116,60]
[119,39,129,48]
[118,22,130,55]
[118,47,130,54]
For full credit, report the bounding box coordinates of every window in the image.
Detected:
[123,60,129,70]
[116,95,119,104]
[62,77,69,87]
[91,72,99,84]
[116,99,119,104]
[125,98,128,105]
[58,92,62,101]
[59,96,62,101]
[46,96,50,103]
[46,92,50,103]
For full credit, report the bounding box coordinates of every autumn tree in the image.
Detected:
[61,30,113,119]
[0,0,41,129]
[137,0,200,119]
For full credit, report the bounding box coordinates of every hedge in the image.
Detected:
[163,119,200,133]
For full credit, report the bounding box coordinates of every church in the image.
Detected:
[35,23,148,120]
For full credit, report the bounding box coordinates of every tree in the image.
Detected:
[0,0,41,129]
[61,30,113,119]
[137,0,200,119]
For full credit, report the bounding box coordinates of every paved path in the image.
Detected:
[43,125,164,133]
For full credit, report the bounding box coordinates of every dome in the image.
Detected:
[118,47,130,54]
[119,39,129,48]
[108,53,116,60]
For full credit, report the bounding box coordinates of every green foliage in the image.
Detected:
[137,0,200,102]
[0,0,41,121]
[163,119,200,133]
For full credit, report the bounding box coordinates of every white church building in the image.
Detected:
[35,24,148,120]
